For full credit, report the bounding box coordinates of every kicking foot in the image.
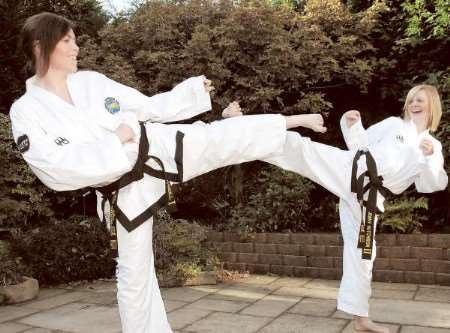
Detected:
[354,316,391,333]
[285,114,327,132]
[222,101,243,118]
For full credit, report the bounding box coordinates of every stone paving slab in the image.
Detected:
[303,278,340,289]
[372,281,418,291]
[165,300,189,312]
[184,312,272,333]
[371,288,415,300]
[3,275,450,333]
[334,298,450,328]
[17,291,92,310]
[189,285,227,294]
[162,287,211,303]
[259,313,348,333]
[72,281,117,293]
[19,303,121,333]
[415,286,450,303]
[288,297,337,317]
[167,307,212,330]
[22,328,71,333]
[341,321,400,333]
[267,277,311,288]
[18,302,121,333]
[273,286,338,299]
[37,289,69,300]
[189,297,249,313]
[0,321,32,333]
[78,292,117,305]
[0,306,39,323]
[207,284,272,302]
[226,275,279,285]
[401,326,450,333]
[240,294,300,317]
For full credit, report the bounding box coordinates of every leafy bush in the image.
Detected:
[80,0,385,119]
[379,195,428,233]
[154,210,218,286]
[226,165,316,235]
[0,240,24,287]
[11,216,115,286]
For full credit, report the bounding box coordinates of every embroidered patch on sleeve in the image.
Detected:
[16,135,30,153]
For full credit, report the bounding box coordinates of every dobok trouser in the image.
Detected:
[266,131,386,317]
[99,114,287,333]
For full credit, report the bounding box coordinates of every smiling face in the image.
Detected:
[22,13,75,75]
[406,89,430,132]
[48,29,79,74]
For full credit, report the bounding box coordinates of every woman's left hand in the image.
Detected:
[419,138,434,156]
[203,78,215,93]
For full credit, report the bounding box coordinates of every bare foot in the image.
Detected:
[354,316,391,333]
[285,114,327,132]
[222,101,243,118]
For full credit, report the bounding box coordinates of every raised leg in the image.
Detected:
[178,114,288,181]
[264,131,354,199]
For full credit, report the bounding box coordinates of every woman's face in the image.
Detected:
[406,89,430,132]
[48,29,79,74]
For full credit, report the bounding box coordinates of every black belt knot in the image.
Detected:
[94,122,177,257]
[351,150,391,260]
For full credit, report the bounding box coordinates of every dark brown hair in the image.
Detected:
[20,12,74,75]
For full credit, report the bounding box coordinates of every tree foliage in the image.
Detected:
[0,0,108,115]
[1,0,448,239]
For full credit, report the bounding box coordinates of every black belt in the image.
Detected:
[351,150,391,260]
[95,122,179,257]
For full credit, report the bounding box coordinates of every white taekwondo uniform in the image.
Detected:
[10,70,288,333]
[266,115,447,317]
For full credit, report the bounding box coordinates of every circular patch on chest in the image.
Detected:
[104,97,121,114]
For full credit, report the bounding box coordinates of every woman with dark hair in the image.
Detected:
[11,12,326,333]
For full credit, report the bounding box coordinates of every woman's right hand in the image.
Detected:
[115,123,135,143]
[344,110,361,128]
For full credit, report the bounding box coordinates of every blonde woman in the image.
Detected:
[267,84,447,333]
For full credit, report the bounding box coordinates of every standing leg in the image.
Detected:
[339,199,390,333]
[115,218,173,333]
[99,179,172,333]
[262,132,390,332]
[338,198,375,316]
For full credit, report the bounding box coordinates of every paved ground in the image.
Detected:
[1,274,450,332]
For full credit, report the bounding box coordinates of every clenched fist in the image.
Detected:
[419,138,434,156]
[344,110,361,128]
[222,101,243,118]
[115,123,135,144]
[203,78,215,93]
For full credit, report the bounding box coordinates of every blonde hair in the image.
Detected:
[403,85,442,132]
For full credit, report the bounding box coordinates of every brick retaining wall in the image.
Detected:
[207,232,450,286]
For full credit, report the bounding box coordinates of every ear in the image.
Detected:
[32,40,41,58]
